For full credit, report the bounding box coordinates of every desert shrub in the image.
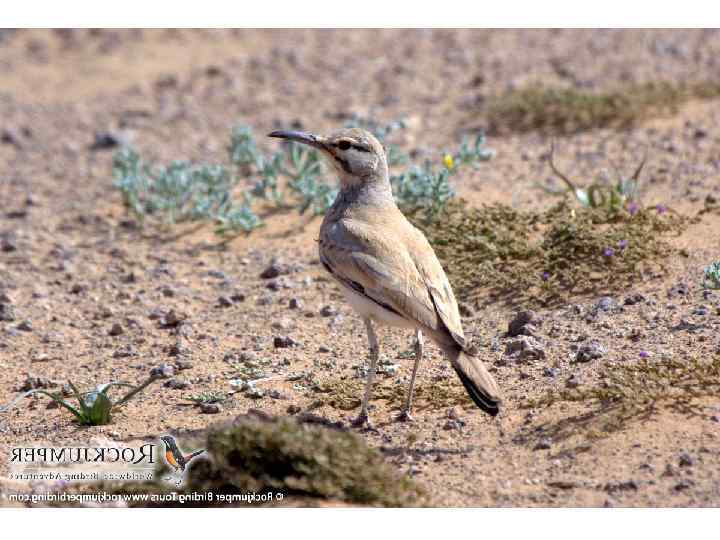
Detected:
[486,81,720,135]
[412,199,690,307]
[522,356,720,443]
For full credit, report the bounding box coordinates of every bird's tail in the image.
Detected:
[441,344,501,416]
[185,449,205,461]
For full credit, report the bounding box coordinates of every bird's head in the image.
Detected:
[268,127,388,189]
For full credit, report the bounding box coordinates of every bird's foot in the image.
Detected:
[351,411,374,430]
[395,410,414,423]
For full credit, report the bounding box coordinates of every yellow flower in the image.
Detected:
[443,154,455,170]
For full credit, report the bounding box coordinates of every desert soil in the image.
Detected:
[1,29,719,507]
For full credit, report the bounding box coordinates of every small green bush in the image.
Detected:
[703,261,720,290]
[113,121,495,234]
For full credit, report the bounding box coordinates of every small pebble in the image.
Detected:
[576,340,607,362]
[200,403,222,414]
[108,323,124,336]
[274,336,298,348]
[150,363,175,379]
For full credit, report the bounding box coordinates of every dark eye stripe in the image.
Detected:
[351,143,371,153]
[334,140,371,153]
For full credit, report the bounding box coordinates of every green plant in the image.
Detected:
[0,375,159,426]
[184,391,227,405]
[228,125,262,169]
[703,261,720,289]
[114,122,495,235]
[446,132,496,168]
[113,147,262,235]
[391,163,455,224]
[391,132,494,223]
[238,121,493,220]
[545,142,646,214]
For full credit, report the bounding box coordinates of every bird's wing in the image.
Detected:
[164,450,179,468]
[319,217,465,348]
[406,224,467,349]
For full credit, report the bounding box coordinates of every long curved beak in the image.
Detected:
[268,130,328,151]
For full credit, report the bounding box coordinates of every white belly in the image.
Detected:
[337,281,416,329]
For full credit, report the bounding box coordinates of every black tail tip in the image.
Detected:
[484,403,500,417]
[453,366,501,417]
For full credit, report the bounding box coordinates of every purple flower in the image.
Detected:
[656,204,667,214]
[618,239,628,250]
[541,271,550,281]
[604,247,615,257]
[627,202,639,215]
[639,350,650,358]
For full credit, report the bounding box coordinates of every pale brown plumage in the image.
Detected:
[269,127,502,423]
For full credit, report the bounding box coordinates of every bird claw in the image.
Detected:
[395,410,414,423]
[351,412,373,430]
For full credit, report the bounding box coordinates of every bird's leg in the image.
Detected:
[397,329,423,422]
[352,318,379,428]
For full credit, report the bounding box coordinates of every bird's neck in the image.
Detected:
[336,173,395,208]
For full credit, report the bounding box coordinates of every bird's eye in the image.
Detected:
[337,140,351,150]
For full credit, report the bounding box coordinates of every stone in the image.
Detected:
[566,374,581,388]
[0,232,18,252]
[508,310,537,337]
[150,363,175,379]
[16,320,33,332]
[200,403,222,414]
[624,293,646,306]
[175,359,194,370]
[534,437,552,450]
[596,296,615,311]
[0,303,16,322]
[274,336,298,348]
[678,452,695,467]
[89,131,125,150]
[18,375,62,392]
[505,336,545,361]
[543,367,559,378]
[108,323,124,336]
[576,340,607,362]
[164,379,190,390]
[260,259,299,279]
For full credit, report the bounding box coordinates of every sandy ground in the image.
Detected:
[1,29,719,507]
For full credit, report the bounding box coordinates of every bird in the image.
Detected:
[268,127,502,427]
[160,436,205,483]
